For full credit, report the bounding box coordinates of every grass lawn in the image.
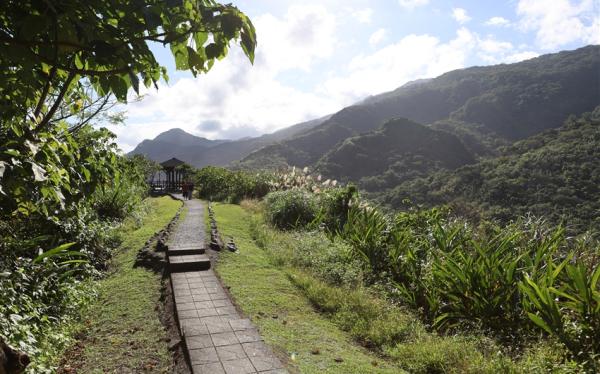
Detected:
[212,202,403,374]
[60,196,181,373]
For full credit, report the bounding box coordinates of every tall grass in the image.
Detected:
[261,185,599,368]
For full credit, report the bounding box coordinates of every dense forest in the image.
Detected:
[376,109,600,232]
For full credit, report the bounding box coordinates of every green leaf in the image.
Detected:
[30,162,47,182]
[33,242,77,263]
[527,313,553,334]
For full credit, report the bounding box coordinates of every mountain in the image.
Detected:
[316,118,475,183]
[240,45,600,168]
[129,128,228,163]
[376,108,600,233]
[129,116,329,167]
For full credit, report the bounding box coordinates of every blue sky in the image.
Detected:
[110,0,600,151]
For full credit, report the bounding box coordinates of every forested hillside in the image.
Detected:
[240,45,599,168]
[316,117,475,182]
[376,108,600,232]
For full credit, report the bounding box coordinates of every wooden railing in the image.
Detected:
[149,181,183,192]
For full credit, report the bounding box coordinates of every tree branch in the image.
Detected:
[68,95,113,133]
[36,71,76,131]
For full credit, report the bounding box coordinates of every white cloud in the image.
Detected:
[352,8,373,24]
[504,50,540,63]
[485,16,511,26]
[256,5,337,72]
[398,0,430,10]
[113,4,340,151]
[452,8,472,24]
[369,28,387,46]
[517,0,600,49]
[476,35,541,64]
[319,28,477,104]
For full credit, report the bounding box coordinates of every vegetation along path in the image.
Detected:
[168,198,286,374]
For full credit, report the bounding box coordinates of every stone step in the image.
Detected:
[167,246,205,256]
[169,254,211,272]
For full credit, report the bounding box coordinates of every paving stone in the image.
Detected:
[217,306,238,316]
[200,316,223,325]
[173,283,190,290]
[248,355,283,372]
[187,334,214,349]
[221,358,256,374]
[193,362,226,374]
[176,302,196,311]
[229,319,254,331]
[175,289,192,297]
[178,309,198,319]
[206,321,233,334]
[235,329,262,344]
[193,293,213,302]
[242,342,272,359]
[219,314,240,322]
[258,369,288,374]
[206,286,224,294]
[181,319,209,337]
[212,299,234,308]
[190,347,219,365]
[188,281,205,289]
[209,292,228,301]
[197,308,219,317]
[216,344,247,361]
[195,300,214,309]
[178,295,194,304]
[211,332,239,346]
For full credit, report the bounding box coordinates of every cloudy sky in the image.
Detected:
[109,0,600,151]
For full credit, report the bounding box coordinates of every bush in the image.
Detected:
[317,185,357,233]
[195,166,271,203]
[264,188,319,229]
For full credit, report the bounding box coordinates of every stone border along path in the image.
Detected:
[167,197,287,374]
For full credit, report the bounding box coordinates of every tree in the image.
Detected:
[0,0,256,131]
[0,0,256,216]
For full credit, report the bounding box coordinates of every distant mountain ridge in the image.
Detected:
[128,115,329,167]
[240,45,599,170]
[129,45,599,179]
[129,128,228,164]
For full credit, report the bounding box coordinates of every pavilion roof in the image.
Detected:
[160,157,186,168]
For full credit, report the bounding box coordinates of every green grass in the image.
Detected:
[213,202,404,373]
[60,196,181,373]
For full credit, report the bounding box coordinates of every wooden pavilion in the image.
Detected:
[151,157,186,192]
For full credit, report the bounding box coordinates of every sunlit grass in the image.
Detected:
[60,196,181,373]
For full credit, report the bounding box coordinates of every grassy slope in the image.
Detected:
[61,196,181,373]
[212,202,402,373]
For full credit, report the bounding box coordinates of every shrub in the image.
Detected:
[195,166,271,203]
[520,257,600,368]
[264,188,319,229]
[317,185,357,233]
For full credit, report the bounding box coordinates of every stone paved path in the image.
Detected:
[168,198,286,374]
